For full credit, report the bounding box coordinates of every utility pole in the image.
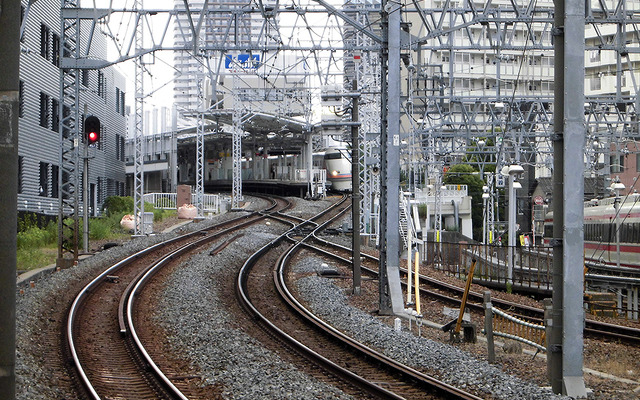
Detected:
[550,0,588,395]
[351,81,362,295]
[0,1,20,398]
[379,0,405,315]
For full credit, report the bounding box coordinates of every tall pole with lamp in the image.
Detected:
[611,178,625,269]
[504,164,523,289]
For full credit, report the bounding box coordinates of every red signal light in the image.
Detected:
[87,131,99,144]
[84,115,101,145]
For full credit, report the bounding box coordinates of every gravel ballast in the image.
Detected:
[14,196,581,399]
[292,257,568,400]
[155,224,355,399]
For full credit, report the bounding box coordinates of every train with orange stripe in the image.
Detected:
[543,194,640,268]
[321,147,352,192]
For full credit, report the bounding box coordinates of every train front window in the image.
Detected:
[324,153,342,160]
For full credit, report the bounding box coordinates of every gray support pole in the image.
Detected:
[552,0,587,395]
[83,142,89,252]
[379,0,391,314]
[0,1,20,398]
[171,106,178,192]
[381,0,405,314]
[483,291,495,364]
[133,0,145,235]
[544,298,553,382]
[351,82,361,295]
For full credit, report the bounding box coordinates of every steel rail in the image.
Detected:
[66,195,281,399]
[235,196,407,399]
[276,223,483,400]
[303,234,640,345]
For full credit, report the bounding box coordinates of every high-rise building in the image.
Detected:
[172,0,253,115]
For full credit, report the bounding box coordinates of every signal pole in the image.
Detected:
[83,108,89,253]
[350,81,362,295]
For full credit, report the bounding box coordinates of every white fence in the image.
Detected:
[143,192,222,215]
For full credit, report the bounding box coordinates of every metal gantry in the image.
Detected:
[231,76,243,209]
[57,0,82,267]
[133,0,146,236]
[195,66,206,218]
[353,0,382,244]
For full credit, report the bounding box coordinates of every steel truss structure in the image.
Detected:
[57,0,82,267]
[133,0,146,235]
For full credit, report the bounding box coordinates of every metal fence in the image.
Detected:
[143,192,222,215]
[483,291,547,363]
[425,240,554,292]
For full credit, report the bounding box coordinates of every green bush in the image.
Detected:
[17,248,57,271]
[89,217,115,240]
[102,196,134,216]
[17,220,57,250]
[417,203,428,219]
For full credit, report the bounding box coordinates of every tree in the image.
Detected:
[443,164,485,241]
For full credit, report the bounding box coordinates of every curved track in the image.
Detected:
[304,232,640,345]
[236,197,482,400]
[66,196,290,399]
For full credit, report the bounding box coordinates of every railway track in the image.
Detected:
[65,195,291,399]
[62,191,634,400]
[304,229,640,345]
[237,197,482,400]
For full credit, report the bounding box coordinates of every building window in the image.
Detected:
[20,7,25,41]
[116,134,125,161]
[62,104,71,136]
[52,33,60,67]
[98,124,104,150]
[39,92,50,128]
[82,70,89,87]
[52,98,59,132]
[18,156,23,194]
[116,87,122,114]
[115,134,121,161]
[40,24,50,59]
[120,89,125,116]
[541,56,554,67]
[97,71,106,99]
[97,177,103,205]
[39,162,48,197]
[611,155,624,173]
[590,50,601,63]
[19,80,24,118]
[590,76,602,91]
[51,164,59,198]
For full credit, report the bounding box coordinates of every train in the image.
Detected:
[543,195,640,269]
[317,147,352,192]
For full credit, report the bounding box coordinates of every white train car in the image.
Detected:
[322,148,352,192]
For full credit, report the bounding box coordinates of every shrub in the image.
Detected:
[17,220,57,250]
[89,217,113,240]
[102,196,134,216]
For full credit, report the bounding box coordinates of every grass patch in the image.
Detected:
[17,246,58,272]
[16,199,179,272]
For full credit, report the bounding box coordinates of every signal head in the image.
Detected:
[84,115,101,145]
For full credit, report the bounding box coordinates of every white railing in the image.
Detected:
[143,193,177,209]
[143,192,221,215]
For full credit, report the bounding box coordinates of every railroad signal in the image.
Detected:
[84,115,100,145]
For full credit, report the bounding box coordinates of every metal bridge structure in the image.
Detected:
[22,0,640,396]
